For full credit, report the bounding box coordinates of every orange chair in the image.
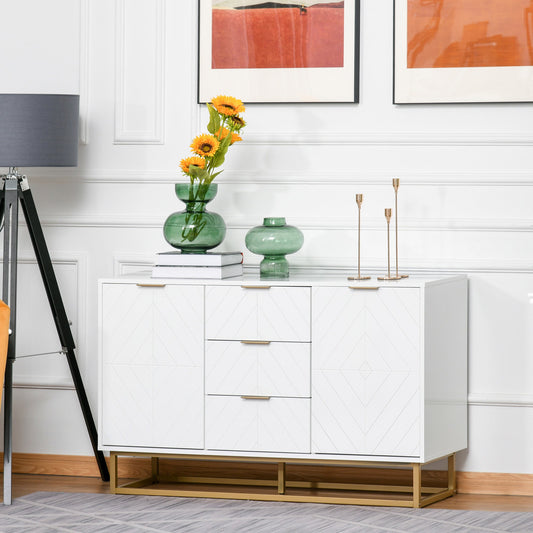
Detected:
[0,300,10,409]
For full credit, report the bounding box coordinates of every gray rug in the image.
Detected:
[1,492,532,532]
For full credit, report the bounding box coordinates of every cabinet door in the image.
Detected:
[312,286,420,457]
[101,283,204,449]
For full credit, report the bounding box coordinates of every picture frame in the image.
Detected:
[198,0,360,104]
[393,0,533,104]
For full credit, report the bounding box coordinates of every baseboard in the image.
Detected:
[1,453,532,497]
[456,471,533,496]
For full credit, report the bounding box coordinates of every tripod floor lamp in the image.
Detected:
[0,94,109,505]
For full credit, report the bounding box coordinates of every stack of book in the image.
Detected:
[151,251,243,279]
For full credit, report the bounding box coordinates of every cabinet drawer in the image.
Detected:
[205,285,310,341]
[206,396,310,453]
[206,341,310,397]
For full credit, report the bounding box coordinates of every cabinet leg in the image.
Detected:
[278,462,286,494]
[412,463,421,508]
[448,453,456,493]
[109,453,118,494]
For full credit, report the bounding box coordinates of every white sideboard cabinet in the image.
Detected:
[99,274,468,507]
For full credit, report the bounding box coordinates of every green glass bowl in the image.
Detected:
[245,217,304,278]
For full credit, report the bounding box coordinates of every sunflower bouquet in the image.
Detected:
[180,95,246,200]
[172,96,246,244]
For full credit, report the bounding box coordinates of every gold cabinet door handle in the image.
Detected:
[240,285,271,289]
[348,286,380,290]
[240,340,271,345]
[136,283,166,288]
[240,395,271,400]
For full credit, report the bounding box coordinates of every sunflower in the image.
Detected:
[228,114,246,131]
[180,156,205,175]
[216,127,242,145]
[190,134,220,157]
[211,95,245,116]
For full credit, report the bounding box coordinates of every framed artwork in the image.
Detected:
[394,0,533,103]
[198,0,360,103]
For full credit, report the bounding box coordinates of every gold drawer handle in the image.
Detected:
[241,285,271,289]
[241,395,271,400]
[348,286,380,290]
[240,340,271,345]
[136,283,166,288]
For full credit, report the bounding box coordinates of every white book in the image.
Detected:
[155,251,243,267]
[151,263,243,279]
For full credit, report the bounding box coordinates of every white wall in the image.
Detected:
[1,0,532,475]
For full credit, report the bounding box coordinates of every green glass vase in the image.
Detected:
[245,217,304,278]
[163,183,226,254]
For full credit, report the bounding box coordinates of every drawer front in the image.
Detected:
[205,286,310,341]
[205,396,310,453]
[205,341,310,397]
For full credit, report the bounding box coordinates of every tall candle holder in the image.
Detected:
[348,194,370,281]
[393,178,409,278]
[378,208,402,281]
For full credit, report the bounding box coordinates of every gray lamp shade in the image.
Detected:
[0,94,79,167]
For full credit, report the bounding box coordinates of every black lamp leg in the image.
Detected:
[18,183,109,482]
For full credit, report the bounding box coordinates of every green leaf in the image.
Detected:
[206,103,221,135]
[206,170,224,184]
[210,132,232,168]
[189,165,209,182]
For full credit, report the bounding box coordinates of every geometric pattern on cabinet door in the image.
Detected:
[312,287,419,372]
[205,286,310,341]
[205,396,310,453]
[205,341,310,397]
[101,284,204,449]
[152,285,203,367]
[260,288,310,342]
[102,284,204,367]
[103,365,204,449]
[102,364,153,447]
[152,366,204,449]
[102,284,154,366]
[312,369,419,456]
[312,287,420,456]
[205,285,258,340]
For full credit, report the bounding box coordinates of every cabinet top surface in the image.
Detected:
[99,271,467,288]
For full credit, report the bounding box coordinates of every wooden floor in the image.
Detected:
[1,473,533,511]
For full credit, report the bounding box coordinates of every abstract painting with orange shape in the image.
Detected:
[211,0,345,69]
[407,0,533,69]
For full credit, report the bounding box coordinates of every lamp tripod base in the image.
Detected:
[377,275,403,281]
[1,173,109,506]
[347,275,371,281]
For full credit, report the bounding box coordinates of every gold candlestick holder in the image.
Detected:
[393,178,409,278]
[348,193,370,281]
[378,208,402,281]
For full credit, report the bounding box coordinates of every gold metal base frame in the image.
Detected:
[109,452,456,508]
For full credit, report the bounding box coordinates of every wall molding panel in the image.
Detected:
[6,253,88,390]
[244,131,533,147]
[114,0,165,144]
[32,214,533,235]
[468,393,533,408]
[29,169,533,186]
[114,256,533,278]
